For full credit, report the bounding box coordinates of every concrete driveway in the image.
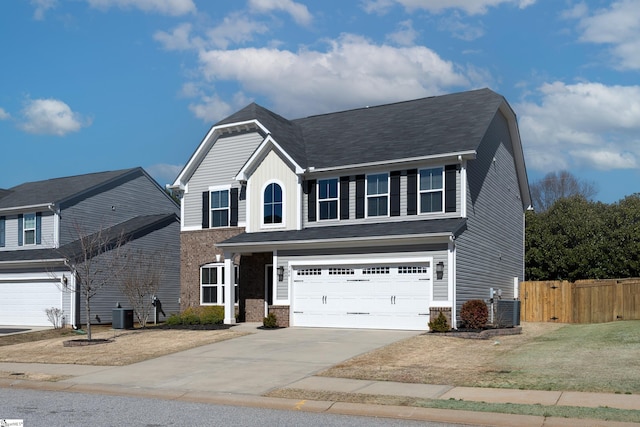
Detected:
[64,325,419,395]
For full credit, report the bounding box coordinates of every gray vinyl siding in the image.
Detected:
[77,219,181,325]
[278,244,448,302]
[302,168,460,229]
[183,132,263,229]
[0,211,56,251]
[454,111,524,315]
[59,173,179,246]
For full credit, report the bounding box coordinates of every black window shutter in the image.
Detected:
[307,180,317,222]
[0,216,5,247]
[202,191,210,229]
[340,176,350,220]
[35,212,42,244]
[406,169,417,215]
[230,188,239,226]
[355,175,365,219]
[390,171,401,216]
[445,165,457,213]
[18,214,23,246]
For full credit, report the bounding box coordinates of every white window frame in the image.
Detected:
[419,167,445,214]
[200,263,239,306]
[317,178,339,221]
[23,212,37,246]
[209,186,230,228]
[261,180,285,228]
[366,173,389,217]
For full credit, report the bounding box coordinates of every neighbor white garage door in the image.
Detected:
[0,280,63,326]
[292,262,432,330]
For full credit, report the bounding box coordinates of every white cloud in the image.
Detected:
[386,20,419,46]
[248,0,313,26]
[31,0,57,20]
[85,0,196,16]
[196,34,472,118]
[189,94,234,123]
[438,11,485,40]
[0,108,10,120]
[206,12,270,49]
[568,0,640,70]
[146,163,183,186]
[517,82,640,172]
[377,0,536,15]
[19,98,91,136]
[153,23,197,51]
[361,0,396,15]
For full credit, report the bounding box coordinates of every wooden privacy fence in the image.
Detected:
[520,278,640,323]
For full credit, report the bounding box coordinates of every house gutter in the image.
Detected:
[304,151,477,174]
[0,202,55,214]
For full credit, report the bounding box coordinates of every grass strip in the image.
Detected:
[267,389,640,423]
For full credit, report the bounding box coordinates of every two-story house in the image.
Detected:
[170,88,531,330]
[0,167,181,327]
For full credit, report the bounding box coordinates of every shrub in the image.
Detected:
[263,312,278,328]
[460,299,489,330]
[428,311,450,332]
[45,307,65,329]
[165,306,224,326]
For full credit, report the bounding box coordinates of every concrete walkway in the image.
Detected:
[0,324,638,426]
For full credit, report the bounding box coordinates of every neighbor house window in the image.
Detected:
[23,213,37,245]
[367,173,388,217]
[210,190,229,227]
[263,182,283,224]
[318,178,338,220]
[419,167,444,213]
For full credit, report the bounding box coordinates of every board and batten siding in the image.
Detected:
[247,150,299,232]
[302,166,461,229]
[59,173,179,246]
[182,132,263,229]
[0,211,56,250]
[454,111,524,313]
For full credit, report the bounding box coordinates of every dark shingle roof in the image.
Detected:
[214,89,505,170]
[0,168,142,210]
[219,218,466,247]
[0,213,177,265]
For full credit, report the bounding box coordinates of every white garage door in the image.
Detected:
[292,262,432,330]
[0,280,63,326]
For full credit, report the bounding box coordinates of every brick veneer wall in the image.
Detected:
[239,252,272,322]
[179,228,244,310]
[268,306,290,327]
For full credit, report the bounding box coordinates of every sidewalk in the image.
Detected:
[0,323,638,426]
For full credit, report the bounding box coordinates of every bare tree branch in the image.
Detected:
[530,170,598,212]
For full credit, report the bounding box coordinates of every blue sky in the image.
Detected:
[1,0,639,204]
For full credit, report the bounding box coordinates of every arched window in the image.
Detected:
[264,182,283,224]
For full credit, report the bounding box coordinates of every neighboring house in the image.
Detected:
[169,88,531,330]
[0,167,180,327]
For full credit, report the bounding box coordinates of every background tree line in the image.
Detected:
[525,171,640,281]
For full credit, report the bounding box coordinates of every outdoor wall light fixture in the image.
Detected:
[277,266,285,282]
[436,262,445,280]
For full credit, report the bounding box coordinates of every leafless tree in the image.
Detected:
[59,222,128,340]
[117,248,167,328]
[530,170,598,212]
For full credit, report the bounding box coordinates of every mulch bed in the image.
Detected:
[63,338,113,347]
[430,326,522,339]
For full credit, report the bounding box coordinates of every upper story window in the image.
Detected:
[318,178,338,220]
[419,167,444,213]
[23,213,37,245]
[263,182,283,225]
[210,190,229,227]
[367,173,388,217]
[0,216,5,248]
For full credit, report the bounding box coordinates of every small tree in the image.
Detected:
[118,248,167,328]
[60,221,127,340]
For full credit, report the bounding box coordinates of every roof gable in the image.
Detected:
[0,168,144,211]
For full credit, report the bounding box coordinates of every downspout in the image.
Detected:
[63,258,79,329]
